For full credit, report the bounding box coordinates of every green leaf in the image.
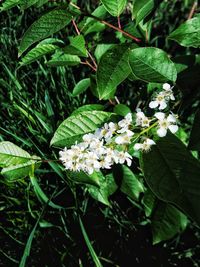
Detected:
[94,44,116,63]
[20,44,58,66]
[97,44,131,100]
[71,104,104,116]
[19,7,72,55]
[120,165,144,200]
[114,104,131,116]
[67,170,101,187]
[0,141,31,167]
[168,15,200,48]
[132,0,155,25]
[141,133,200,226]
[188,109,200,151]
[129,47,177,83]
[63,35,87,57]
[1,158,40,182]
[72,78,90,97]
[83,5,107,35]
[142,188,156,217]
[151,201,187,244]
[100,0,127,17]
[87,172,117,205]
[0,0,21,11]
[46,51,80,66]
[50,111,114,147]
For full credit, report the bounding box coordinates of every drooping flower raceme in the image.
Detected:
[60,83,179,174]
[59,114,134,174]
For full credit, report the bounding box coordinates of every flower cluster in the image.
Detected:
[60,83,178,174]
[60,114,134,175]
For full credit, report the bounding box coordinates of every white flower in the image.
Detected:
[115,130,134,145]
[162,83,175,101]
[155,112,178,137]
[100,122,117,140]
[89,139,105,156]
[135,109,151,128]
[82,133,96,144]
[118,113,132,133]
[149,92,167,110]
[134,138,156,152]
[114,151,132,166]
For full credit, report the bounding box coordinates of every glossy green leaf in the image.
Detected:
[120,165,144,200]
[0,141,31,167]
[142,188,156,217]
[1,158,40,182]
[72,78,90,97]
[46,51,80,66]
[20,44,58,66]
[67,170,101,187]
[19,8,72,55]
[188,109,200,151]
[132,0,155,25]
[129,47,177,83]
[71,104,104,116]
[94,44,116,63]
[141,133,200,225]
[100,0,127,17]
[152,202,187,244]
[168,15,200,48]
[87,172,117,205]
[83,5,107,35]
[50,111,114,147]
[0,0,20,10]
[63,35,87,57]
[114,104,131,116]
[97,44,131,100]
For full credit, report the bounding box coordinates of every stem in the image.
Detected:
[68,1,141,43]
[117,16,121,29]
[72,19,80,35]
[187,1,197,20]
[132,122,158,143]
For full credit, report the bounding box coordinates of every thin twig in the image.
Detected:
[187,1,198,20]
[117,16,121,29]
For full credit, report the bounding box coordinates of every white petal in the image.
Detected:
[154,112,165,121]
[146,139,156,145]
[126,158,132,167]
[125,113,132,122]
[134,143,142,151]
[170,94,175,101]
[126,130,134,137]
[168,124,178,133]
[115,136,123,144]
[149,101,158,109]
[159,101,167,110]
[157,127,167,137]
[167,114,176,123]
[163,83,171,91]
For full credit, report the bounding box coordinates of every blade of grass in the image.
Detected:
[79,217,103,267]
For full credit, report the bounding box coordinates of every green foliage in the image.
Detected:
[188,109,200,151]
[129,47,177,83]
[19,7,72,55]
[168,14,200,48]
[141,133,200,225]
[96,44,131,99]
[100,0,127,17]
[50,111,114,147]
[120,165,144,200]
[151,201,187,244]
[132,0,155,25]
[72,78,90,96]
